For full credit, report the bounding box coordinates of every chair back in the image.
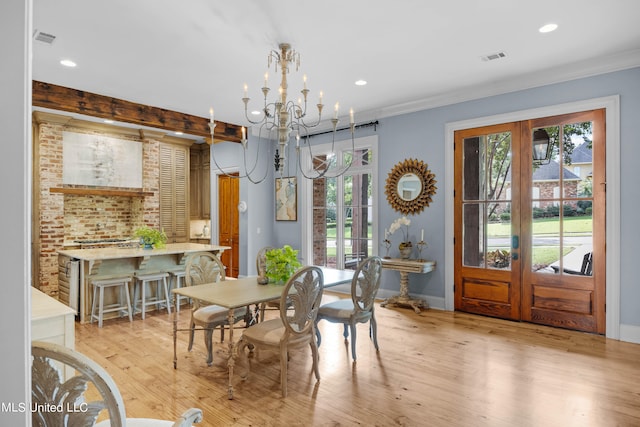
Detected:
[32,341,126,427]
[256,246,275,283]
[581,252,593,276]
[351,256,383,315]
[256,246,276,274]
[184,251,226,287]
[280,266,324,338]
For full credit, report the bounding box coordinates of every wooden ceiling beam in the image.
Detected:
[32,81,240,143]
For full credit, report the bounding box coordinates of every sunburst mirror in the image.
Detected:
[384,158,437,215]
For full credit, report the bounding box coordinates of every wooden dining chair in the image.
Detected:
[184,251,247,366]
[237,266,324,397]
[32,341,203,427]
[315,256,383,361]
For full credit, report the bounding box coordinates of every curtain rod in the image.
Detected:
[307,120,379,138]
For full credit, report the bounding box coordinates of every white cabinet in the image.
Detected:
[31,287,75,349]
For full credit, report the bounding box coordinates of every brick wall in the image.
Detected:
[35,119,162,296]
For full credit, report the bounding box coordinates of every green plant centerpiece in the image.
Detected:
[133,226,167,249]
[265,245,302,284]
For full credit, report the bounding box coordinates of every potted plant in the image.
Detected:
[265,245,302,284]
[133,226,167,249]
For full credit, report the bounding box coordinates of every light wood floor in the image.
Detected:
[75,293,640,427]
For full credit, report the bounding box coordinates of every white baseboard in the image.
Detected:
[619,323,640,344]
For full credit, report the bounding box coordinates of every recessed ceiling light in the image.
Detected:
[355,79,367,86]
[539,23,558,33]
[60,59,77,67]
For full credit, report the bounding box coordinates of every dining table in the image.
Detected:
[171,266,354,399]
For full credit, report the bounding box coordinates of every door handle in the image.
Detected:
[511,235,519,260]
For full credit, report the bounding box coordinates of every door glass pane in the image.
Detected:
[531,201,560,274]
[462,133,512,270]
[343,172,372,270]
[463,136,485,201]
[531,121,593,275]
[487,202,511,270]
[463,203,485,268]
[562,121,593,198]
[312,177,333,267]
[487,132,512,201]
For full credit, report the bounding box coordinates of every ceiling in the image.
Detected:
[32,0,640,134]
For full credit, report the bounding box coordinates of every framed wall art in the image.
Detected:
[275,177,297,221]
[62,131,143,188]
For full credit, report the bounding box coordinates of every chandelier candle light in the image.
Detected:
[208,43,358,184]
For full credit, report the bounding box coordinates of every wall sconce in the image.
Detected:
[532,128,552,163]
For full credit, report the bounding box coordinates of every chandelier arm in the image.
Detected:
[209,121,269,182]
[238,42,361,181]
[241,134,270,184]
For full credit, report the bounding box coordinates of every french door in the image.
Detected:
[454,109,605,334]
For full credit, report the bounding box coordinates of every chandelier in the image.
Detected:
[208,43,356,183]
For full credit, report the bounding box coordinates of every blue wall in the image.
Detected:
[232,66,640,332]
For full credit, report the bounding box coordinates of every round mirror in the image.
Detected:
[396,173,422,201]
[384,158,437,215]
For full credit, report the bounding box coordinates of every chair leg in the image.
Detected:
[315,321,322,347]
[123,283,133,322]
[141,281,147,320]
[188,319,196,352]
[349,323,357,361]
[280,346,288,397]
[260,302,266,322]
[98,285,105,328]
[90,285,98,324]
[162,277,171,315]
[310,339,321,381]
[342,324,349,341]
[204,327,214,366]
[370,316,379,351]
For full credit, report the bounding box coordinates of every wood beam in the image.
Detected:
[32,81,240,143]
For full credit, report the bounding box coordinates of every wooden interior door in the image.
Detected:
[454,110,606,334]
[218,173,239,277]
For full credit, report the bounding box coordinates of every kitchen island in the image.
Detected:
[58,243,230,323]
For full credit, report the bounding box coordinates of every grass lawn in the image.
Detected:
[488,215,592,237]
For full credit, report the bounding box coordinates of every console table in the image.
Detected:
[380,258,436,313]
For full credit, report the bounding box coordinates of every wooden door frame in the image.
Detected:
[444,96,621,339]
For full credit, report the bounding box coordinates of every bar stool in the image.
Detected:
[90,276,133,328]
[133,272,171,320]
[168,269,188,312]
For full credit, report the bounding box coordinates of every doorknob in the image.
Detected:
[511,235,519,260]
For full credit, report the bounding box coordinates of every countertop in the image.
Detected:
[31,287,75,321]
[58,242,231,261]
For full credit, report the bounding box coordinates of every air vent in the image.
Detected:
[34,30,56,44]
[481,51,506,62]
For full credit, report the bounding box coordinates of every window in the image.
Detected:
[301,136,378,269]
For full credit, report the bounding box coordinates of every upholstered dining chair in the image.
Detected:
[184,251,247,366]
[237,265,324,397]
[32,341,203,427]
[315,256,383,361]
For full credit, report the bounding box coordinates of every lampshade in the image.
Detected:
[532,128,551,162]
